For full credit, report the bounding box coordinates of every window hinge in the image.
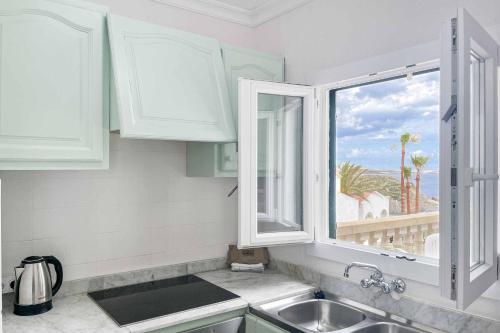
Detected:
[497,256,500,278]
[451,264,457,300]
[451,18,457,52]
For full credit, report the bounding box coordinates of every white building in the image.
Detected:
[335,176,390,222]
[357,192,390,220]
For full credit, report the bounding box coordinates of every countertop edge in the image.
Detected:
[126,298,249,333]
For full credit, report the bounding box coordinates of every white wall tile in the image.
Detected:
[1,134,238,286]
[2,208,33,242]
[1,177,33,210]
[2,241,34,278]
[32,206,91,239]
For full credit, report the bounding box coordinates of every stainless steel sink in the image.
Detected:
[350,322,424,333]
[252,292,441,333]
[278,299,366,332]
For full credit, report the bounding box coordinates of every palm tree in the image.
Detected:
[337,162,369,196]
[411,154,430,213]
[404,166,412,214]
[399,133,418,214]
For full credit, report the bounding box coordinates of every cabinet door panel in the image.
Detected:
[222,45,284,124]
[0,0,108,169]
[218,46,285,176]
[220,46,284,173]
[108,14,235,142]
[187,46,284,177]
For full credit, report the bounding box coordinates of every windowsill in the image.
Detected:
[306,241,439,286]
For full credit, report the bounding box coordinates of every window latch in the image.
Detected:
[442,95,457,122]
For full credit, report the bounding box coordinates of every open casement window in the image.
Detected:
[238,79,315,248]
[440,8,499,309]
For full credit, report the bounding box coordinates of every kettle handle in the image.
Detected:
[43,256,63,296]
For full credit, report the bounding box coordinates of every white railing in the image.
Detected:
[336,211,439,256]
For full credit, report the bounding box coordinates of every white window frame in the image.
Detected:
[439,8,499,310]
[237,10,499,306]
[238,79,315,248]
[310,61,442,286]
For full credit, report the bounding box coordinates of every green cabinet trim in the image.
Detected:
[187,45,284,177]
[108,14,235,142]
[0,0,109,170]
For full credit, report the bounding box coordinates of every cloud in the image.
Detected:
[334,70,440,170]
[347,148,363,157]
[335,71,439,140]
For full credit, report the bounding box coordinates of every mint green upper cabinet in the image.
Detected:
[187,45,284,177]
[108,14,235,142]
[222,44,284,124]
[0,0,109,169]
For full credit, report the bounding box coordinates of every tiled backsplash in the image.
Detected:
[1,134,238,291]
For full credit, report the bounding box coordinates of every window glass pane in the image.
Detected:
[469,52,486,269]
[330,70,440,259]
[257,93,303,234]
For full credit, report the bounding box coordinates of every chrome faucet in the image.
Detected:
[344,262,406,294]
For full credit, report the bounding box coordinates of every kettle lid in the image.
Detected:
[22,256,45,264]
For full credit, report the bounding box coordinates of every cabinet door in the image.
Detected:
[245,314,289,333]
[0,0,109,169]
[108,14,235,142]
[186,46,284,177]
[222,45,285,124]
[219,46,284,173]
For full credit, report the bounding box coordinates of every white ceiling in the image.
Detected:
[151,0,313,27]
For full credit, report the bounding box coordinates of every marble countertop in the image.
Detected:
[196,270,316,306]
[2,269,315,333]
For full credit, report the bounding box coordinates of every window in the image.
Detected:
[238,79,315,248]
[257,94,304,233]
[439,9,499,309]
[237,8,498,311]
[329,70,441,260]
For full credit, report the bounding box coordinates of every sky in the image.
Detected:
[335,70,440,173]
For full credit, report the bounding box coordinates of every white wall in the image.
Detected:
[252,0,500,321]
[253,0,500,84]
[1,135,238,291]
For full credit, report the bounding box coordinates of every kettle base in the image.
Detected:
[14,300,52,316]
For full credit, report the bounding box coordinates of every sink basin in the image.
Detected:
[278,299,367,332]
[351,322,423,333]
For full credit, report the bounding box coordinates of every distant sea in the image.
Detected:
[366,170,439,199]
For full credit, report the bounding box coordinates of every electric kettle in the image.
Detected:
[12,256,63,316]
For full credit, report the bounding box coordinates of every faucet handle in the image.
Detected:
[391,278,406,294]
[360,278,373,288]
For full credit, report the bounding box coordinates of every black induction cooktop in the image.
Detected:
[88,275,240,326]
